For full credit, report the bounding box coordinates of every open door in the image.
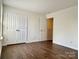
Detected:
[47,18,53,41]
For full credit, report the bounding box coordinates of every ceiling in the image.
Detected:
[3,0,77,14]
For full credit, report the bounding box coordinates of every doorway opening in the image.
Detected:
[47,18,53,42]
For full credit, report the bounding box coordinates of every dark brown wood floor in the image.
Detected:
[1,40,78,59]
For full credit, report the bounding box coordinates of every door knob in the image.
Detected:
[41,29,43,32]
[16,30,20,31]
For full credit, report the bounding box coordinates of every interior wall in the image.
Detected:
[46,6,78,50]
[0,0,2,56]
[0,1,1,36]
[0,3,1,57]
[3,5,47,45]
[0,41,2,56]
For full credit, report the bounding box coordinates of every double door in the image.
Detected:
[3,12,28,45]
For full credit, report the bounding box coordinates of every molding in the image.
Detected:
[53,42,78,51]
[26,39,49,43]
[2,40,52,46]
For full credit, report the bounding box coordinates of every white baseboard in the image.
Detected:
[2,39,49,46]
[26,39,48,43]
[53,42,78,50]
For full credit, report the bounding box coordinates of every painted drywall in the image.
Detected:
[46,6,78,50]
[0,1,2,56]
[3,5,47,45]
[0,1,1,36]
[0,1,1,57]
[0,41,2,57]
[3,0,77,14]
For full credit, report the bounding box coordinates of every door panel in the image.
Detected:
[3,12,27,45]
[15,15,27,43]
[40,17,47,40]
[28,16,40,42]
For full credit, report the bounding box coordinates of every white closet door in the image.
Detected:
[28,16,40,42]
[3,12,27,45]
[40,16,47,41]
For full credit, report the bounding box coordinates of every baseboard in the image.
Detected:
[2,40,52,46]
[2,42,26,46]
[53,42,78,51]
[26,39,52,43]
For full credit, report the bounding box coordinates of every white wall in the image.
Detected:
[46,6,78,50]
[0,41,2,57]
[3,5,47,45]
[0,1,2,57]
[0,1,1,36]
[0,3,1,57]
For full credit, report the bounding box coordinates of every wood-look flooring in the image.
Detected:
[1,40,78,59]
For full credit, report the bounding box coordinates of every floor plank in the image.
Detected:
[1,40,78,59]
